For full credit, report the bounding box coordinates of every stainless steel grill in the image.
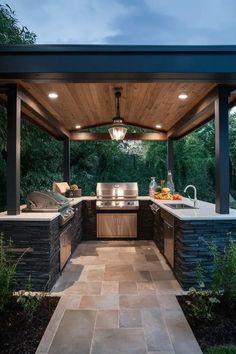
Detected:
[96,182,139,210]
[23,191,74,226]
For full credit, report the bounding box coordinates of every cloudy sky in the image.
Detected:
[5,0,236,44]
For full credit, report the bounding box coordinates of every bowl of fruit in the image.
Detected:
[154,186,182,201]
[65,184,82,198]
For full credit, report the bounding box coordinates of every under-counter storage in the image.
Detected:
[97,213,137,238]
[59,221,73,270]
[150,203,164,252]
[161,209,175,268]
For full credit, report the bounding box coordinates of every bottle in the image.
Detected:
[149,177,157,197]
[167,170,175,194]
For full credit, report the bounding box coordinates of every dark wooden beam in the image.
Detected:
[70,121,166,134]
[63,139,70,183]
[172,91,236,140]
[167,86,219,138]
[17,86,70,139]
[70,132,167,141]
[215,86,230,214]
[167,139,174,176]
[7,85,21,215]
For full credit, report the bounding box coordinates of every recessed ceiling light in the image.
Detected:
[48,92,58,99]
[178,93,188,100]
[155,124,162,129]
[75,125,81,129]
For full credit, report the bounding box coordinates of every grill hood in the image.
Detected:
[24,191,70,212]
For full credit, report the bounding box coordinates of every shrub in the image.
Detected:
[17,275,42,321]
[210,239,236,305]
[0,234,17,310]
[186,263,220,321]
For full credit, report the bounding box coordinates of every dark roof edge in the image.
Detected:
[1,44,236,53]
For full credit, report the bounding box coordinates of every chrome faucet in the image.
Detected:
[184,185,198,208]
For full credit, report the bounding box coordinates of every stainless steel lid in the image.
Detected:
[96,182,138,199]
[25,191,69,211]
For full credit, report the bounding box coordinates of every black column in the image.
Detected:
[167,139,174,176]
[215,86,229,214]
[7,85,21,215]
[63,138,70,183]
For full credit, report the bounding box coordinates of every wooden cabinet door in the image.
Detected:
[97,214,118,237]
[116,213,137,238]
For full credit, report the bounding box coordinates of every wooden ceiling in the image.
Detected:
[19,82,216,134]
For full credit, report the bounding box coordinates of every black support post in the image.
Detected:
[7,85,21,215]
[63,138,70,183]
[215,86,229,214]
[167,139,174,176]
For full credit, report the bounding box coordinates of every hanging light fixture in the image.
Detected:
[108,90,127,140]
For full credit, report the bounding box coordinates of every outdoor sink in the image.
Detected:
[164,203,197,209]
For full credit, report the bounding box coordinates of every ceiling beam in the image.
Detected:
[170,88,236,139]
[167,85,236,138]
[70,121,165,133]
[167,86,218,138]
[17,86,70,139]
[70,132,167,141]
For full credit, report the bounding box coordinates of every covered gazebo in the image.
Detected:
[0,45,236,214]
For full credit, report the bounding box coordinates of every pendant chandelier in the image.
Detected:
[108,90,127,140]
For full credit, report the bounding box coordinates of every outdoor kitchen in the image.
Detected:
[0,177,236,291]
[2,44,236,354]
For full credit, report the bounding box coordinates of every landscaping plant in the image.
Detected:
[0,234,16,311]
[17,275,42,321]
[186,263,220,321]
[210,238,236,306]
[0,234,18,310]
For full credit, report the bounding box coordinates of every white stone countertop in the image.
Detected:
[0,196,235,221]
[149,197,236,220]
[0,204,60,222]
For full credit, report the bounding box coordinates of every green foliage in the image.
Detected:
[186,263,220,321]
[210,238,236,305]
[205,345,236,354]
[17,275,41,321]
[0,235,17,310]
[187,238,236,321]
[0,4,36,44]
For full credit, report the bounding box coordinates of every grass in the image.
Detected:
[205,345,236,354]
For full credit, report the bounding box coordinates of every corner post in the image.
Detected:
[63,138,70,183]
[215,86,229,214]
[7,85,21,215]
[167,139,174,176]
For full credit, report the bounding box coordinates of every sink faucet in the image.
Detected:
[184,185,198,208]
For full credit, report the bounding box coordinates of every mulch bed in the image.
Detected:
[0,296,60,354]
[177,295,236,352]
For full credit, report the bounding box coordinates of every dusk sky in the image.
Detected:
[5,0,236,45]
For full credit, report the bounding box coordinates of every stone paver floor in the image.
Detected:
[36,240,202,354]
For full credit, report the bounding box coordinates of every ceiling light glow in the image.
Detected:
[178,93,188,100]
[48,92,58,99]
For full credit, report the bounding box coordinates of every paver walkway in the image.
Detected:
[36,240,202,354]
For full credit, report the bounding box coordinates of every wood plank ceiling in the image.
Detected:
[20,82,216,134]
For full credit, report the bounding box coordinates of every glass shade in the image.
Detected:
[108,118,127,140]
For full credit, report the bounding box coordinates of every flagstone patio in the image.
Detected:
[36,240,202,354]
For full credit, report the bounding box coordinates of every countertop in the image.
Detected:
[0,196,235,221]
[149,197,236,220]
